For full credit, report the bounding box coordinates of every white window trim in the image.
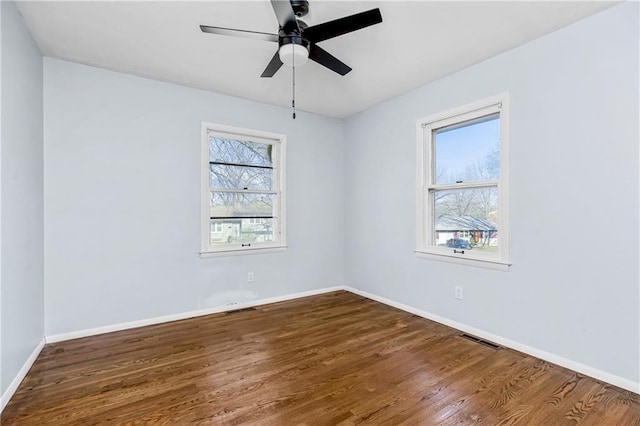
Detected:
[415,93,510,271]
[200,122,287,256]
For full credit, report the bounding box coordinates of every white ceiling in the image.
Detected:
[16,1,617,118]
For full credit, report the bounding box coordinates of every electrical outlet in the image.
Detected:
[248,272,254,283]
[455,286,463,300]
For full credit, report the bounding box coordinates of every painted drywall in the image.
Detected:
[344,2,639,385]
[43,58,344,335]
[1,1,44,394]
[0,0,3,394]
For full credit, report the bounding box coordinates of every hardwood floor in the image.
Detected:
[2,291,638,425]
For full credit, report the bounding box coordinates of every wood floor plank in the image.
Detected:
[2,291,637,425]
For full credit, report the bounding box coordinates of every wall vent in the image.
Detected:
[459,333,501,350]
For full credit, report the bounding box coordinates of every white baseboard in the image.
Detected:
[45,286,344,344]
[1,338,46,413]
[39,284,639,396]
[344,286,640,394]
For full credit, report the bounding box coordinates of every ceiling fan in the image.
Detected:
[200,0,383,77]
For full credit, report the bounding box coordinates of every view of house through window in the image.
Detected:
[433,115,500,253]
[202,124,286,254]
[417,94,509,268]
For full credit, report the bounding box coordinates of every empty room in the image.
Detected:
[1,0,639,424]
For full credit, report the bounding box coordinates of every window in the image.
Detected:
[416,94,510,270]
[201,123,286,255]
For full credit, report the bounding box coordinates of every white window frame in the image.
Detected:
[415,93,510,271]
[200,122,287,257]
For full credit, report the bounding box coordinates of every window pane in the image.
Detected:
[210,218,274,245]
[210,192,273,218]
[209,137,272,167]
[433,187,498,253]
[209,164,273,191]
[434,114,500,184]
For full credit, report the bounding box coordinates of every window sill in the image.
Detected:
[415,250,510,271]
[200,245,287,258]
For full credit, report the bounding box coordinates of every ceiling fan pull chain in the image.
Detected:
[292,56,296,119]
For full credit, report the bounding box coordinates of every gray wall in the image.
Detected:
[43,58,344,335]
[343,2,639,385]
[1,1,44,394]
[0,0,3,395]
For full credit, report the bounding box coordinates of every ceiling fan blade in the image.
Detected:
[261,51,284,77]
[308,44,352,76]
[303,8,382,44]
[200,25,279,43]
[270,0,300,33]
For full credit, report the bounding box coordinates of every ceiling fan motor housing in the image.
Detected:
[279,35,309,50]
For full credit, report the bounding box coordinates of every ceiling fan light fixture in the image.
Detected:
[278,43,309,67]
